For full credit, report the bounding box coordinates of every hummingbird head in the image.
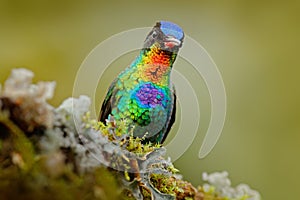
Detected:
[144,21,184,53]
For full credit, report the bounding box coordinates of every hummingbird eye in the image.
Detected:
[152,31,158,38]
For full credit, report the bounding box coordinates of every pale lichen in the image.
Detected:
[202,171,260,200]
[1,68,55,132]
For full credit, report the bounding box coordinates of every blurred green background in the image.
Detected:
[1,1,299,199]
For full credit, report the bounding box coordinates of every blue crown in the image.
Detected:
[160,21,184,40]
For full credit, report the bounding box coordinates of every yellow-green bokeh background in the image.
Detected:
[1,1,299,199]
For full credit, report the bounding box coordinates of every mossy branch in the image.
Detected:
[0,68,260,200]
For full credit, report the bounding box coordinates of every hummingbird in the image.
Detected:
[99,21,184,144]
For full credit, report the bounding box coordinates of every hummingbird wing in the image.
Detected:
[160,85,176,143]
[98,78,118,123]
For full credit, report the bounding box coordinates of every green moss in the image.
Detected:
[121,189,137,200]
[0,111,35,172]
[197,186,227,200]
[125,135,161,156]
[83,112,160,156]
[150,173,196,199]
